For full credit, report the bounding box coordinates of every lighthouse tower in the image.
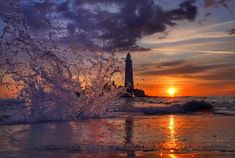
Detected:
[125,51,134,96]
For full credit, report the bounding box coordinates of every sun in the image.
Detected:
[167,87,176,97]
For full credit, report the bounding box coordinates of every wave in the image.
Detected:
[128,100,213,115]
[0,7,123,125]
[2,98,235,125]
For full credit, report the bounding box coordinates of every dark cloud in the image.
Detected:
[228,28,235,35]
[204,12,211,17]
[33,1,54,12]
[205,0,231,8]
[20,4,50,32]
[0,0,198,51]
[56,1,69,13]
[0,1,52,32]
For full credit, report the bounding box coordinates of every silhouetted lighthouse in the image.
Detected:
[125,51,134,96]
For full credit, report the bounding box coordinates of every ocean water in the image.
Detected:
[0,96,235,158]
[127,96,235,115]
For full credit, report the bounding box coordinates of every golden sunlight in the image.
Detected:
[167,87,176,97]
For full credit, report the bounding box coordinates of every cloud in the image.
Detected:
[136,55,235,78]
[228,28,235,35]
[139,20,235,47]
[189,68,235,81]
[158,60,186,67]
[138,64,216,76]
[203,0,231,9]
[0,0,198,51]
[152,48,235,54]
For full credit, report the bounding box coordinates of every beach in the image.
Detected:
[1,113,235,158]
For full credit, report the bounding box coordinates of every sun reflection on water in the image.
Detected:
[169,154,177,158]
[162,115,185,153]
[169,116,176,152]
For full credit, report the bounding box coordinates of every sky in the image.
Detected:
[130,0,235,96]
[0,0,235,97]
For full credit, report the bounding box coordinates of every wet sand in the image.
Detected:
[0,114,235,158]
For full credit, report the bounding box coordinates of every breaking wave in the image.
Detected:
[129,100,213,115]
[0,7,123,124]
[126,96,235,116]
[2,97,235,125]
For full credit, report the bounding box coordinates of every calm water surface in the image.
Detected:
[1,115,235,158]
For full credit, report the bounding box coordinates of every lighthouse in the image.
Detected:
[125,51,134,96]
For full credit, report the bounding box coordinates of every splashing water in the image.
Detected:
[0,4,123,123]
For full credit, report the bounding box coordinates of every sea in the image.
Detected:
[0,96,235,158]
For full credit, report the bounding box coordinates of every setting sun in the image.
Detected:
[167,87,176,97]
